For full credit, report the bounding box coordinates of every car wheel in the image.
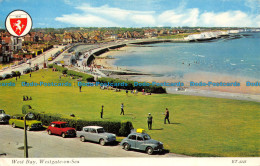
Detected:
[48,130,52,135]
[26,126,30,131]
[123,143,130,151]
[61,133,66,138]
[80,136,85,142]
[146,147,154,155]
[12,123,16,128]
[99,139,105,146]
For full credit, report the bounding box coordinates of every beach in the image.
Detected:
[92,44,260,102]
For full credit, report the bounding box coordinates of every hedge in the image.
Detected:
[97,77,166,93]
[22,105,133,136]
[48,64,68,74]
[0,76,3,80]
[11,71,21,77]
[66,70,94,82]
[48,64,94,82]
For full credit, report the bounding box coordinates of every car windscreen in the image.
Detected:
[97,128,105,133]
[143,134,151,140]
[60,123,69,128]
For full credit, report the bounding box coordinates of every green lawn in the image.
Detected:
[0,69,259,157]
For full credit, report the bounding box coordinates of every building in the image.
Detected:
[63,33,76,43]
[0,32,22,63]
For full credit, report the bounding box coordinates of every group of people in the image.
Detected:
[99,103,171,131]
[99,103,125,119]
[23,96,32,101]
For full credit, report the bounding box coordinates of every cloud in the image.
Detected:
[55,14,119,27]
[200,10,253,27]
[245,0,260,14]
[55,3,260,27]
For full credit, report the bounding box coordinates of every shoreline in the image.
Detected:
[92,45,260,102]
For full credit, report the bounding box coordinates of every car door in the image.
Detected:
[128,134,137,149]
[49,123,56,134]
[93,129,101,142]
[136,136,144,150]
[89,128,98,142]
[16,117,24,128]
[83,128,90,140]
[55,124,61,135]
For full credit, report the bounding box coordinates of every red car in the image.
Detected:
[47,121,76,138]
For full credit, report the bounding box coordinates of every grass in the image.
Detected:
[157,34,189,39]
[0,69,259,157]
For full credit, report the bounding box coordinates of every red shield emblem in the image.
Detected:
[10,18,27,36]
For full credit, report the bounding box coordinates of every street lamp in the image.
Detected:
[24,112,33,158]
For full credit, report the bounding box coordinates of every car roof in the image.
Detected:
[51,121,68,124]
[12,114,24,117]
[129,132,149,136]
[83,126,103,129]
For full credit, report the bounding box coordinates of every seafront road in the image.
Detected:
[0,125,186,158]
[0,45,66,75]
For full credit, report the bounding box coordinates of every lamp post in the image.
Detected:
[24,113,32,158]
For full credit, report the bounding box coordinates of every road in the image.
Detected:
[0,125,186,158]
[0,45,66,75]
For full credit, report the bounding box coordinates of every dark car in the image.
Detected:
[120,131,163,155]
[47,121,76,138]
[0,110,10,123]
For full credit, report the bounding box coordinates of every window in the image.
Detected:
[143,134,151,140]
[137,136,144,141]
[97,128,105,133]
[60,123,69,128]
[84,128,89,132]
[51,124,55,127]
[55,124,61,128]
[128,135,136,140]
[90,129,96,133]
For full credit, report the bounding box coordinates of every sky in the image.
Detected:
[0,0,260,28]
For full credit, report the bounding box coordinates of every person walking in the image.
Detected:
[79,85,82,92]
[164,108,170,124]
[147,113,153,130]
[101,105,104,118]
[120,103,124,115]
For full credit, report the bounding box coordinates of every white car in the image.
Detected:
[77,126,116,146]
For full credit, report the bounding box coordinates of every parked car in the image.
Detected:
[9,114,42,131]
[47,121,76,138]
[0,110,10,123]
[77,126,116,146]
[48,57,53,61]
[120,130,164,155]
[2,73,12,79]
[23,68,32,74]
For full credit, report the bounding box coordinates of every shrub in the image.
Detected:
[15,71,21,77]
[119,121,134,136]
[11,71,21,77]
[22,105,32,114]
[97,77,166,93]
[0,76,3,80]
[67,70,94,82]
[52,64,68,74]
[22,105,133,136]
[47,64,53,68]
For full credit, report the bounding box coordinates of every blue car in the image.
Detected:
[120,131,163,155]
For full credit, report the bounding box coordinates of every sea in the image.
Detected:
[112,32,260,82]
